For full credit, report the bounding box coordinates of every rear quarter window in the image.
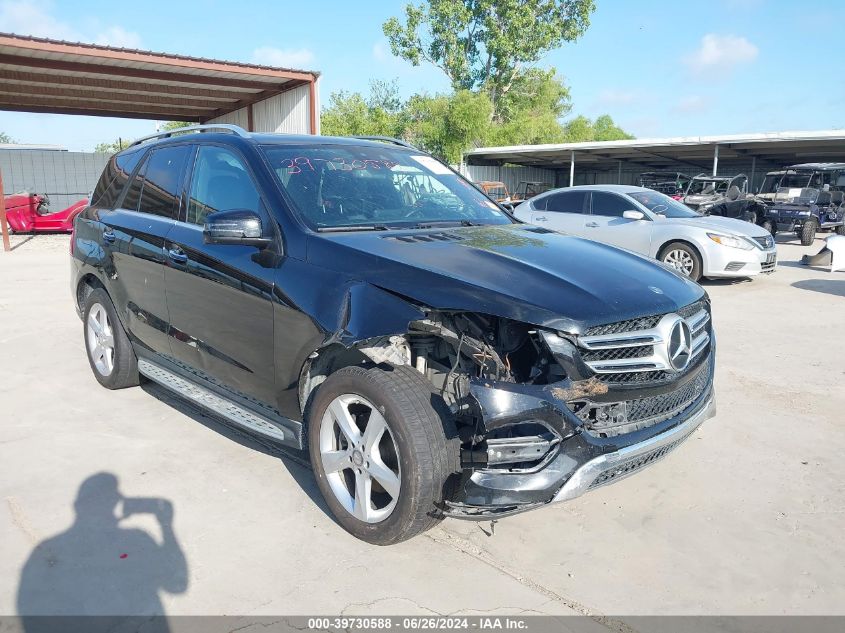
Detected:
[91,149,144,209]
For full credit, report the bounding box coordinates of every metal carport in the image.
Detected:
[0,32,321,251]
[463,130,845,193]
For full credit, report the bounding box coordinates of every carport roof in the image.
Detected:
[465,130,845,172]
[0,32,319,123]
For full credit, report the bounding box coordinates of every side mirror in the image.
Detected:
[203,209,272,247]
[622,209,646,221]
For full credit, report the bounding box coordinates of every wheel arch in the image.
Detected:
[75,273,107,313]
[656,236,708,269]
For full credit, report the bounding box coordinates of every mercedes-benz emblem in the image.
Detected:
[667,317,692,371]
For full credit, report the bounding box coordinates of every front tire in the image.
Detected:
[761,219,777,237]
[307,364,459,545]
[82,288,140,389]
[800,220,818,246]
[660,242,703,281]
[835,224,845,236]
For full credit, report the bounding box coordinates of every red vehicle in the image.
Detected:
[3,192,88,233]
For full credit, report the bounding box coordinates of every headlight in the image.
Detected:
[707,232,753,250]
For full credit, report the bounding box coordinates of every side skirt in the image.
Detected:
[138,359,303,449]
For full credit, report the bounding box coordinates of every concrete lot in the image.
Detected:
[1,233,844,623]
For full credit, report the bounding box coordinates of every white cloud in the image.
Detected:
[684,34,758,74]
[673,95,710,114]
[372,40,389,62]
[0,0,78,39]
[251,46,315,69]
[94,26,142,49]
[0,0,142,47]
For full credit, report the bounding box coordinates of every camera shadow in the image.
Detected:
[16,472,187,633]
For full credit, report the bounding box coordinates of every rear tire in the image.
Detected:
[836,224,845,236]
[82,288,140,389]
[307,364,459,545]
[659,242,703,282]
[800,220,818,246]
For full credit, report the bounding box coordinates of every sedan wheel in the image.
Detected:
[319,393,402,523]
[663,248,695,276]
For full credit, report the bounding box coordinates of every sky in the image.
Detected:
[1,0,844,151]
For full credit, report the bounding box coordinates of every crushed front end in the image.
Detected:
[401,300,716,519]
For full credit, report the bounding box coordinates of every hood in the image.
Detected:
[307,224,704,332]
[661,214,769,237]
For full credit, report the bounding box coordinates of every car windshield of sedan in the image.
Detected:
[626,190,701,218]
[262,145,512,230]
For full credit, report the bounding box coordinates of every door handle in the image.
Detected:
[534,216,547,222]
[102,229,116,242]
[586,222,599,228]
[167,247,188,264]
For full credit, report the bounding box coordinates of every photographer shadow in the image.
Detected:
[16,473,187,633]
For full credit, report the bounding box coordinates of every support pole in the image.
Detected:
[750,156,756,193]
[569,151,575,187]
[618,160,623,184]
[0,170,10,252]
[712,144,719,176]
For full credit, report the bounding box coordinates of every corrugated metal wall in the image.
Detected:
[207,84,313,134]
[0,149,109,209]
[464,164,559,193]
[253,84,311,133]
[467,159,783,193]
[206,106,249,129]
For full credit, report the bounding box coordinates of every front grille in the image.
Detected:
[625,364,710,424]
[584,314,661,337]
[578,300,710,383]
[573,357,711,437]
[580,345,653,363]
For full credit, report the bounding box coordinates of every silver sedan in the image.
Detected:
[513,184,777,281]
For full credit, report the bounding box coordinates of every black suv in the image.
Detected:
[71,125,716,544]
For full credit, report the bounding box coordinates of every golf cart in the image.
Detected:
[682,173,766,224]
[3,191,88,233]
[476,181,512,203]
[638,171,691,199]
[762,164,845,244]
[511,181,552,203]
[755,169,787,206]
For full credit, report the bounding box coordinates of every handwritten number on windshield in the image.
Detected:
[280,157,399,175]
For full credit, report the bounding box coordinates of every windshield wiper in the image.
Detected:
[316,224,392,232]
[411,219,482,229]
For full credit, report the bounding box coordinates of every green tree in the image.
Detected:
[0,132,13,143]
[562,114,633,142]
[321,80,406,138]
[405,90,493,164]
[160,121,193,132]
[94,139,127,154]
[490,69,570,145]
[383,0,595,114]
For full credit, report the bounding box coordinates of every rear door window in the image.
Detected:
[545,190,588,214]
[137,145,192,219]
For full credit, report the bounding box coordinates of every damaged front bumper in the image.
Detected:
[444,355,716,519]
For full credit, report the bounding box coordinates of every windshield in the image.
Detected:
[779,171,814,189]
[687,179,728,195]
[759,174,783,194]
[262,145,512,230]
[774,187,819,204]
[627,190,701,218]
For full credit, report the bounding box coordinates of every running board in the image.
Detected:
[138,359,302,449]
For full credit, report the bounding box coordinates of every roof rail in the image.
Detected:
[129,124,249,148]
[353,135,419,151]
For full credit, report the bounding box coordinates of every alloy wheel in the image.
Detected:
[86,303,115,376]
[319,394,402,523]
[664,249,695,276]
